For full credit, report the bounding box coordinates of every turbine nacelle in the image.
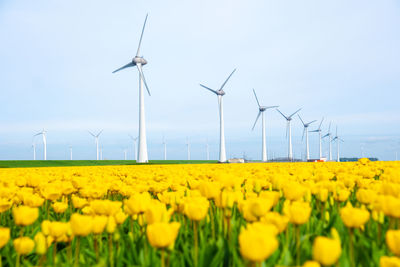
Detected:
[133,56,147,65]
[217,90,226,96]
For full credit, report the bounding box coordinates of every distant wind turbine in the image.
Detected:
[88,130,103,160]
[298,115,317,161]
[34,129,47,160]
[129,134,138,161]
[123,149,127,160]
[276,108,302,160]
[310,117,324,159]
[186,137,191,160]
[322,122,333,161]
[200,68,236,162]
[69,146,73,160]
[162,136,167,160]
[113,14,151,163]
[332,126,344,162]
[251,89,278,162]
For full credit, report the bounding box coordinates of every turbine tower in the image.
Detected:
[129,134,138,161]
[34,129,47,160]
[251,89,278,162]
[162,136,167,160]
[310,118,324,159]
[332,126,344,162]
[186,137,191,160]
[298,115,317,161]
[200,69,236,163]
[276,108,302,161]
[69,146,73,160]
[113,14,151,163]
[322,122,333,161]
[88,130,103,160]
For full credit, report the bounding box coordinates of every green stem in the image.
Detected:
[296,225,301,266]
[15,254,20,267]
[74,237,80,267]
[108,234,114,267]
[161,249,165,267]
[53,244,57,264]
[193,221,198,267]
[349,228,354,267]
[94,235,98,261]
[210,205,215,240]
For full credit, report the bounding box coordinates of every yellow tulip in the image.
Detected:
[0,198,12,213]
[283,182,306,201]
[13,205,39,226]
[303,261,321,267]
[41,220,51,236]
[145,201,173,224]
[146,222,180,248]
[107,216,117,234]
[312,236,341,265]
[286,201,311,225]
[71,196,88,209]
[260,212,289,233]
[340,204,370,228]
[380,256,400,267]
[70,213,93,236]
[0,227,10,248]
[13,237,35,255]
[386,230,400,256]
[49,221,70,241]
[198,181,220,200]
[114,209,128,225]
[92,215,108,234]
[123,192,151,215]
[91,199,122,216]
[183,196,209,221]
[34,232,47,255]
[238,222,278,262]
[52,201,68,213]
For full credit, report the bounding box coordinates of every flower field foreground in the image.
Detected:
[0,159,400,266]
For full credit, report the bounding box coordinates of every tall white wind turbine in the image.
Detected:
[162,136,167,160]
[200,69,236,163]
[186,137,191,160]
[251,89,278,162]
[276,108,302,161]
[88,130,103,160]
[129,134,138,161]
[298,115,317,161]
[322,122,333,161]
[309,118,324,159]
[332,126,344,162]
[34,129,47,160]
[113,14,151,163]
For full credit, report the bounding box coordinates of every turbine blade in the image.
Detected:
[328,122,331,133]
[288,108,302,119]
[308,120,317,125]
[318,117,324,130]
[33,133,42,137]
[251,111,262,131]
[137,64,151,96]
[298,114,305,125]
[136,14,148,57]
[200,84,218,94]
[96,130,104,137]
[276,109,288,120]
[309,130,319,133]
[112,62,135,73]
[88,131,95,137]
[219,68,236,90]
[322,133,329,138]
[252,89,261,107]
[265,105,279,109]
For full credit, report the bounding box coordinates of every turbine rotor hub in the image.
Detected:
[217,90,225,96]
[133,56,147,65]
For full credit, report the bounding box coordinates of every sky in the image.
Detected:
[0,0,399,161]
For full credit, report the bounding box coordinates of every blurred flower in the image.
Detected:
[146,222,180,248]
[0,227,10,248]
[285,201,311,225]
[13,237,35,255]
[386,230,400,256]
[70,213,93,237]
[52,202,68,213]
[13,205,39,226]
[380,256,400,267]
[34,232,47,255]
[340,204,370,228]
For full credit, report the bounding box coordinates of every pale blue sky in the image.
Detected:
[0,0,399,160]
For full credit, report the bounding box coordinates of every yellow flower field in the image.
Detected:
[0,159,400,266]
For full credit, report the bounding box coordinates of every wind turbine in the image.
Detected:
[322,122,333,161]
[332,126,344,162]
[162,136,167,160]
[113,14,151,163]
[88,130,103,160]
[298,115,317,161]
[32,142,36,161]
[276,108,302,161]
[123,149,128,160]
[251,89,278,162]
[206,139,210,160]
[69,146,73,160]
[310,117,324,159]
[129,134,138,161]
[186,137,191,160]
[34,129,47,160]
[200,68,236,163]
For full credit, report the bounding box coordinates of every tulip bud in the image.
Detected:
[34,232,47,255]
